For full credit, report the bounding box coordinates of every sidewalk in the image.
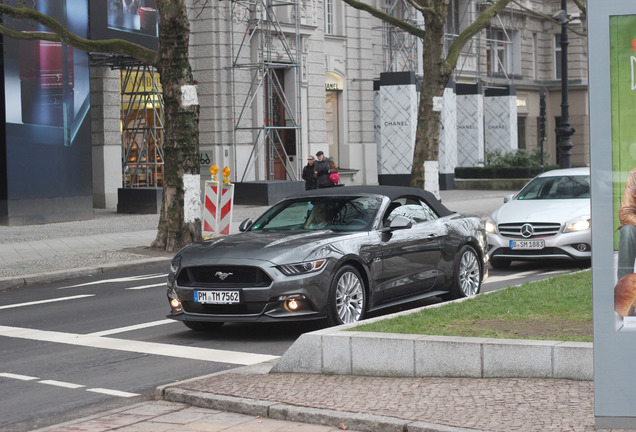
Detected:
[2,189,608,432]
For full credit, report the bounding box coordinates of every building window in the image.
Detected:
[555,116,561,165]
[325,0,333,34]
[324,0,344,36]
[518,116,526,150]
[532,33,538,80]
[487,28,520,77]
[555,34,562,79]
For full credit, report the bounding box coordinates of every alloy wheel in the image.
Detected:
[458,250,481,296]
[335,271,364,324]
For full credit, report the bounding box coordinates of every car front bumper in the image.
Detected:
[486,230,591,262]
[166,258,336,323]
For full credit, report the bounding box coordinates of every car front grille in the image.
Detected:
[176,265,272,288]
[497,222,561,239]
[182,301,266,315]
[493,246,562,256]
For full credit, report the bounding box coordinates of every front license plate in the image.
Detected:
[194,290,240,304]
[509,239,545,250]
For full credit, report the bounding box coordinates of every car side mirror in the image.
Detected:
[238,218,253,232]
[388,215,412,231]
[503,194,514,203]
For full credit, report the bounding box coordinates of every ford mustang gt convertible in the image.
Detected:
[166,186,488,330]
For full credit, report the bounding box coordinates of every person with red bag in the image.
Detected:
[313,151,339,188]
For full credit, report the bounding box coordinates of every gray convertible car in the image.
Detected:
[166,186,488,330]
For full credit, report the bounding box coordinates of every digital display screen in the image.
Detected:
[2,0,92,199]
[89,0,159,51]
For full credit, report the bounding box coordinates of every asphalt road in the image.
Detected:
[0,262,317,432]
[0,260,587,431]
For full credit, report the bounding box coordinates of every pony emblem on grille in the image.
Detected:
[215,271,233,280]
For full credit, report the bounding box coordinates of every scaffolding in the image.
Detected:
[381,0,514,82]
[382,0,422,73]
[231,0,302,182]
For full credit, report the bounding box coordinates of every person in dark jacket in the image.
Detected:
[302,155,317,190]
[313,151,338,188]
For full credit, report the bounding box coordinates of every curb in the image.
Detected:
[160,385,489,432]
[0,256,171,290]
[271,298,593,381]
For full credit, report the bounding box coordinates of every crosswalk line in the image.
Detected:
[0,325,279,366]
[87,388,139,398]
[0,295,95,310]
[87,319,176,337]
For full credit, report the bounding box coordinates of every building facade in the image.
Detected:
[1,0,589,224]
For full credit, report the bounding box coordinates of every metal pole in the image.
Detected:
[557,0,574,168]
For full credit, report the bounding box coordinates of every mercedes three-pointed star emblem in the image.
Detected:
[520,223,534,238]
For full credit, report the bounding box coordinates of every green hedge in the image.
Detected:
[455,166,559,179]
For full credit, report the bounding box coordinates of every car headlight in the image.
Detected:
[563,217,591,233]
[170,255,182,274]
[485,218,497,234]
[278,259,327,276]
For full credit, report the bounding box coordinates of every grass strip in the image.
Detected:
[352,269,592,342]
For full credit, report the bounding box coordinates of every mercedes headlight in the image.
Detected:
[278,259,327,276]
[563,217,591,233]
[485,218,497,234]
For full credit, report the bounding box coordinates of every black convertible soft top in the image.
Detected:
[289,185,453,217]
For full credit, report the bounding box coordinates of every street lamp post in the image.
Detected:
[556,0,575,169]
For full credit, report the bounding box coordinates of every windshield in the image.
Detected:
[249,196,383,232]
[516,175,590,200]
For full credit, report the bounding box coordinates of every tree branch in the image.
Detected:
[404,0,437,16]
[571,0,586,18]
[0,5,158,66]
[445,0,513,70]
[509,0,587,37]
[339,0,426,39]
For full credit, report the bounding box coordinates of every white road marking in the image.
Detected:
[87,319,176,337]
[483,269,567,284]
[125,282,165,291]
[58,274,168,289]
[0,325,279,365]
[1,374,140,398]
[0,373,38,381]
[87,388,139,398]
[39,380,85,389]
[0,295,95,310]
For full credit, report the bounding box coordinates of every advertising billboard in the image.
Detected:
[590,1,636,428]
[89,0,159,51]
[2,1,92,203]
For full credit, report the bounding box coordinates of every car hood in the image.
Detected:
[491,198,590,224]
[177,230,367,265]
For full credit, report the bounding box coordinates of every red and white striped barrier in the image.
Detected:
[203,180,219,237]
[217,183,234,235]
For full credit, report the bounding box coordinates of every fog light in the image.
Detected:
[287,298,299,311]
[279,294,307,312]
[170,298,181,309]
[574,243,591,252]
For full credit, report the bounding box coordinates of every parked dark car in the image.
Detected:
[166,186,488,330]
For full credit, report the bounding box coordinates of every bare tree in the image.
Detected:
[0,2,200,252]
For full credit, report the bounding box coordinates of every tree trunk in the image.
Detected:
[410,9,451,189]
[150,1,202,252]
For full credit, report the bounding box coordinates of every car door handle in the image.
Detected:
[426,234,437,238]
